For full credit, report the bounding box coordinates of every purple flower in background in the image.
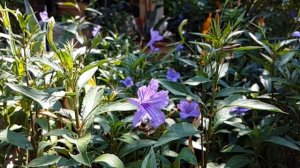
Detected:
[146,28,164,52]
[230,107,250,117]
[121,77,134,88]
[166,68,180,82]
[292,31,300,38]
[39,10,49,22]
[176,44,184,51]
[178,100,200,119]
[92,25,102,37]
[129,79,169,128]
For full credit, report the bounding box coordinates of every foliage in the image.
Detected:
[0,0,299,167]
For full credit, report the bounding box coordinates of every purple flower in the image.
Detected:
[178,100,200,119]
[176,44,184,51]
[230,107,250,117]
[129,79,169,128]
[39,10,49,22]
[292,31,300,38]
[92,25,101,37]
[146,28,164,52]
[166,68,180,82]
[121,77,134,88]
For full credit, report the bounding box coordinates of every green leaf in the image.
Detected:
[81,86,103,120]
[178,19,188,41]
[177,58,197,68]
[183,76,211,86]
[119,139,156,158]
[249,32,273,55]
[77,67,98,92]
[142,148,157,168]
[225,155,251,168]
[228,99,284,113]
[6,83,64,109]
[214,107,234,129]
[158,79,194,97]
[232,46,262,51]
[46,129,74,137]
[154,123,198,148]
[27,155,61,167]
[216,87,250,97]
[174,147,197,167]
[94,154,125,168]
[65,133,91,166]
[221,145,254,154]
[276,52,295,67]
[265,136,300,151]
[0,128,33,150]
[99,101,137,114]
[29,57,64,73]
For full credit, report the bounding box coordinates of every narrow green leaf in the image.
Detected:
[174,147,197,167]
[265,136,300,151]
[99,102,137,114]
[154,123,198,147]
[158,79,194,97]
[94,154,125,168]
[225,155,251,168]
[81,86,103,120]
[184,76,211,86]
[228,99,284,113]
[77,67,98,92]
[119,139,156,158]
[142,148,157,168]
[27,155,61,167]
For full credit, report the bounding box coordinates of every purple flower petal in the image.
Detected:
[120,77,133,87]
[292,31,300,38]
[230,107,250,117]
[166,68,181,82]
[178,100,200,119]
[129,79,169,128]
[39,10,49,22]
[92,25,102,37]
[176,44,184,51]
[146,28,164,52]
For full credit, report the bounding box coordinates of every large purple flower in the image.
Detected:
[129,79,169,128]
[230,107,250,117]
[121,77,134,88]
[292,31,300,38]
[166,68,180,82]
[178,100,200,119]
[39,10,49,22]
[146,28,164,52]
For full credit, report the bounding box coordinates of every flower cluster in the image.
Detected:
[129,79,169,128]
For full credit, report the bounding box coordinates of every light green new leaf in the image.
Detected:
[27,155,61,167]
[0,128,33,150]
[265,136,300,151]
[142,148,157,168]
[154,122,198,148]
[94,154,125,168]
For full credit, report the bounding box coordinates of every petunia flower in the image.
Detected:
[291,31,300,38]
[166,68,180,82]
[176,44,184,51]
[39,10,49,22]
[129,79,169,128]
[230,107,250,117]
[120,77,134,88]
[178,100,200,119]
[92,25,102,37]
[146,28,164,52]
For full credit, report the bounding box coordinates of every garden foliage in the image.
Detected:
[0,0,300,167]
